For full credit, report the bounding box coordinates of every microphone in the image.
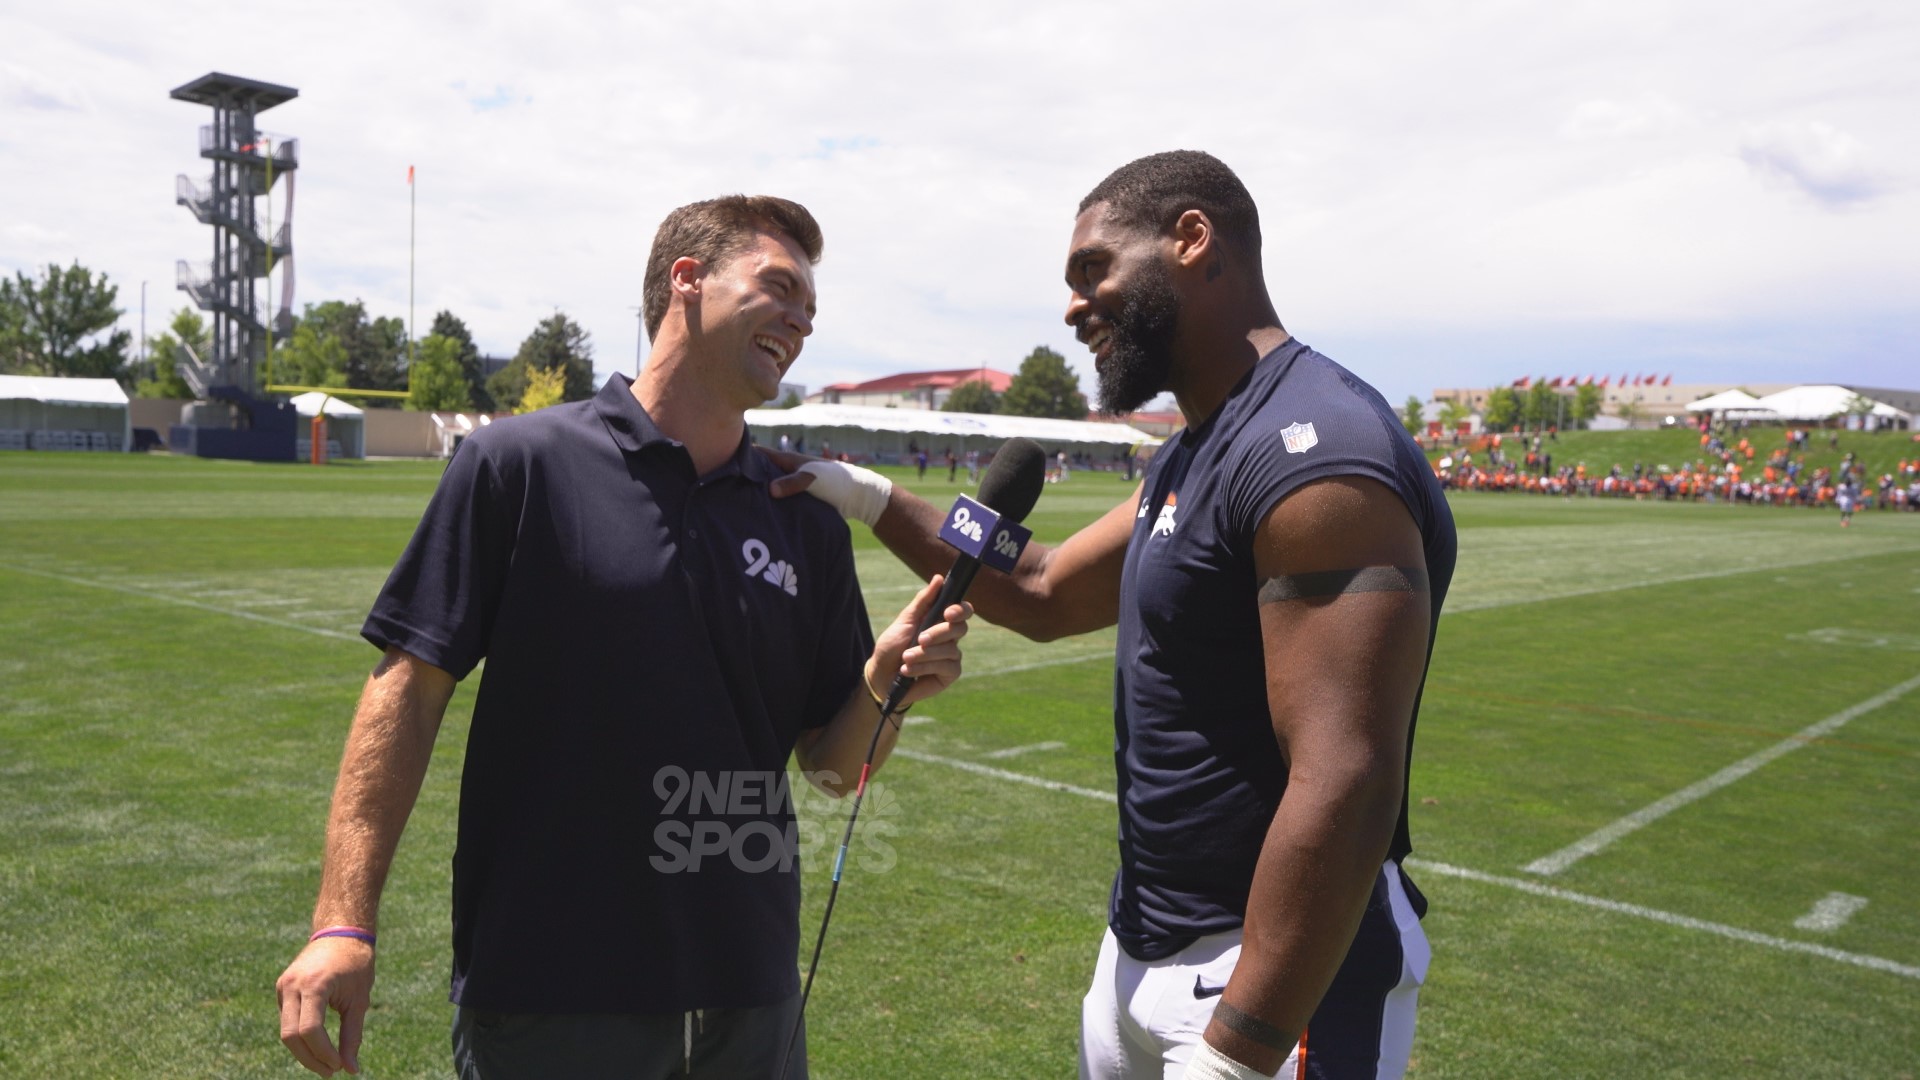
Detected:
[879,437,1047,715]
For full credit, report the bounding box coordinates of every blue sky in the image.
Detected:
[3,0,1913,408]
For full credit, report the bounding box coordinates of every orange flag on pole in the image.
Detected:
[407,165,415,185]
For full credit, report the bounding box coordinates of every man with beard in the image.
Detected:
[774,152,1455,1079]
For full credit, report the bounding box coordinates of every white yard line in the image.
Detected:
[970,650,1113,678]
[890,748,1920,982]
[981,741,1067,760]
[1795,893,1870,933]
[1,565,362,643]
[890,748,1116,803]
[1523,671,1920,876]
[1407,860,1918,981]
[1447,547,1919,616]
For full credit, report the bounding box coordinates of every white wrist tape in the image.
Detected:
[1182,1040,1274,1080]
[796,460,893,527]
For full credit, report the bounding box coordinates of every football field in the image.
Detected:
[2,452,1917,1078]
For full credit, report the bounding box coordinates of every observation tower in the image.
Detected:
[169,72,300,459]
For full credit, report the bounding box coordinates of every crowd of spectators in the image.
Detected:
[1434,428,1920,515]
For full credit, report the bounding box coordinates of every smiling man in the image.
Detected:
[274,195,974,1080]
[780,153,1456,1078]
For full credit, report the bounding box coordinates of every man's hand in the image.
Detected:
[794,575,974,793]
[275,936,375,1076]
[868,574,972,710]
[761,443,1134,643]
[758,444,816,497]
[274,648,452,1076]
[759,446,893,526]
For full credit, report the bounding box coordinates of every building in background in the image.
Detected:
[811,368,1012,410]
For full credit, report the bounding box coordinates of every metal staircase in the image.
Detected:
[169,72,301,461]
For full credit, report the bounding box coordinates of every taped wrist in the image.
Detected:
[796,461,893,527]
[1182,1040,1274,1080]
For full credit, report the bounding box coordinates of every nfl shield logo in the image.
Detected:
[1281,421,1318,454]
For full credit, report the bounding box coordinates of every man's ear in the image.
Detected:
[1170,209,1215,274]
[669,255,706,304]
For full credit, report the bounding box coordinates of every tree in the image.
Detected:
[407,334,473,412]
[430,310,494,412]
[1840,393,1879,421]
[132,308,210,399]
[277,320,350,390]
[943,378,1000,415]
[282,300,408,405]
[999,346,1087,419]
[1481,388,1520,432]
[0,297,25,373]
[1523,381,1559,430]
[1401,395,1425,434]
[1573,382,1603,428]
[776,390,803,408]
[0,262,130,379]
[518,365,568,413]
[1614,399,1644,428]
[1437,399,1473,434]
[489,313,593,412]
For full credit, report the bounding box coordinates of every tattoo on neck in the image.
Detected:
[1259,565,1428,604]
[1212,1001,1296,1051]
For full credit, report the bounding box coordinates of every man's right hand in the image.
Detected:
[275,937,375,1076]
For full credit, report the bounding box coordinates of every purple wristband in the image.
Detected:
[309,926,376,947]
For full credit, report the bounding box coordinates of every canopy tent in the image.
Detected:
[0,375,131,451]
[1749,385,1910,428]
[288,391,366,459]
[1684,388,1766,414]
[744,403,1164,466]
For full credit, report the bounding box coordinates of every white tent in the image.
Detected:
[1684,388,1766,414]
[746,403,1163,465]
[289,391,366,459]
[0,374,131,452]
[1749,385,1910,427]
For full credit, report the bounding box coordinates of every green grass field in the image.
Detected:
[3,449,1918,1078]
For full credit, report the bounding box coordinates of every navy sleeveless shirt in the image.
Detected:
[1111,339,1456,961]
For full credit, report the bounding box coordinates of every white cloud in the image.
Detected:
[1560,95,1691,140]
[1738,120,1887,206]
[1,63,89,112]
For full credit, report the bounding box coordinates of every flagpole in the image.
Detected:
[409,165,417,375]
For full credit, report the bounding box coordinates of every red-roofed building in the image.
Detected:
[809,368,1014,410]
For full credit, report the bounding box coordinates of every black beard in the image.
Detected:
[1094,260,1179,415]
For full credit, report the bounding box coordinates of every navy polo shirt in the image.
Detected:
[363,374,873,1013]
[1111,340,1456,961]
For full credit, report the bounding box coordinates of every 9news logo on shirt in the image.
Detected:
[741,538,798,596]
[647,766,900,874]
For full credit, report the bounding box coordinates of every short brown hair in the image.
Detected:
[641,195,823,340]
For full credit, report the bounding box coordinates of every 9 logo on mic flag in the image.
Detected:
[938,495,1033,572]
